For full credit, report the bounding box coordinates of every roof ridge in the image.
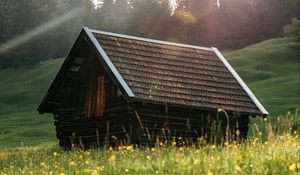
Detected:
[88,27,213,52]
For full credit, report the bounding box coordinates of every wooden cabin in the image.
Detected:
[38,27,268,149]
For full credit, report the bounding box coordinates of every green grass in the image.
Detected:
[0,37,299,150]
[0,59,63,148]
[0,134,299,175]
[224,37,300,116]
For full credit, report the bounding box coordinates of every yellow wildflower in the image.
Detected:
[85,160,89,165]
[83,168,91,174]
[40,162,45,166]
[126,145,133,151]
[79,155,83,159]
[59,173,65,175]
[172,141,176,146]
[109,147,113,151]
[108,155,116,162]
[211,145,216,149]
[151,147,156,152]
[288,163,300,171]
[234,165,242,171]
[85,151,91,156]
[53,152,59,157]
[289,163,296,171]
[207,170,214,175]
[263,118,268,122]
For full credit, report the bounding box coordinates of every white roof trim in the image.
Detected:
[211,47,268,115]
[84,27,135,97]
[89,29,213,52]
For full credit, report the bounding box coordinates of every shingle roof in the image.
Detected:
[84,28,268,115]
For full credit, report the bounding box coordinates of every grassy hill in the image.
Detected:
[0,37,299,148]
[224,38,299,116]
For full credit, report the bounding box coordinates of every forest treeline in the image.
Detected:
[0,0,299,69]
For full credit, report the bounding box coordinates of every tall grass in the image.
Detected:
[0,112,299,175]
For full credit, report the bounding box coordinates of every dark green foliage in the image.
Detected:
[283,18,300,38]
[0,0,299,68]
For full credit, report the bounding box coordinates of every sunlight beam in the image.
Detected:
[0,7,84,55]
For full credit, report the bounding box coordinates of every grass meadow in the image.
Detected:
[0,37,299,174]
[0,113,299,175]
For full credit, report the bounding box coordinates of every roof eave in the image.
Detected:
[211,47,269,116]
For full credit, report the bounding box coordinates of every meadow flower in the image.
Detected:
[108,155,116,162]
[237,156,243,161]
[211,145,216,149]
[126,145,133,151]
[288,163,296,171]
[234,165,242,171]
[207,170,214,175]
[85,160,89,165]
[83,168,91,173]
[288,163,300,171]
[59,172,65,175]
[40,162,45,166]
[53,152,59,157]
[85,151,91,156]
[151,147,156,152]
[172,141,176,146]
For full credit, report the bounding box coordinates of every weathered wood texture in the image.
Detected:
[54,103,250,149]
[54,105,133,149]
[129,104,250,146]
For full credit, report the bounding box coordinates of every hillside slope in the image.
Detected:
[0,59,63,148]
[0,38,299,148]
[224,38,300,116]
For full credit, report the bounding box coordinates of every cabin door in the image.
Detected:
[84,75,105,118]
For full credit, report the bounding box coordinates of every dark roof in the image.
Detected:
[38,27,268,115]
[87,28,268,115]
